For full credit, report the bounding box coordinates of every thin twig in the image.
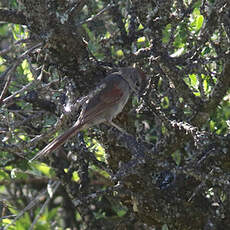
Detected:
[0,38,31,56]
[2,80,38,105]
[0,42,42,105]
[67,0,89,23]
[73,186,113,207]
[29,181,60,230]
[77,2,115,26]
[0,63,17,105]
[26,95,85,152]
[3,181,56,230]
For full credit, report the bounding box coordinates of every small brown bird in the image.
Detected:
[31,67,145,161]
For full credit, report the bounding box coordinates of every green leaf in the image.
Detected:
[209,120,216,132]
[31,162,52,176]
[0,24,9,36]
[190,8,204,32]
[82,24,95,41]
[193,0,202,9]
[18,134,27,141]
[47,207,59,221]
[2,218,12,225]
[124,18,129,32]
[0,169,10,179]
[162,24,171,44]
[138,23,144,30]
[116,49,124,57]
[172,150,181,166]
[15,213,31,229]
[12,24,28,41]
[104,31,111,39]
[137,36,146,43]
[117,209,127,217]
[203,79,208,93]
[189,74,198,88]
[202,46,211,55]
[72,171,80,182]
[85,138,105,162]
[161,96,170,109]
[196,15,204,31]
[173,24,187,48]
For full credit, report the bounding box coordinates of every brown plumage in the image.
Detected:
[30,67,145,161]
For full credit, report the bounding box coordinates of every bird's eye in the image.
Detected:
[135,81,140,88]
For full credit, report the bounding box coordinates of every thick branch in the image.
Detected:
[0,9,27,25]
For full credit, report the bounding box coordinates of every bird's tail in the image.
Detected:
[30,122,84,161]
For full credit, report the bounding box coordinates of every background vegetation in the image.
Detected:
[0,0,230,229]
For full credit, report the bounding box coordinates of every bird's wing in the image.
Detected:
[83,76,125,121]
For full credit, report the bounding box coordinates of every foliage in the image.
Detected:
[0,0,230,229]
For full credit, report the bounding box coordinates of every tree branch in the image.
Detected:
[67,0,89,23]
[0,42,42,105]
[0,9,27,25]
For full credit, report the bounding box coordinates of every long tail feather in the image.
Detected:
[30,122,84,161]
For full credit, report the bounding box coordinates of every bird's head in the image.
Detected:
[119,67,146,96]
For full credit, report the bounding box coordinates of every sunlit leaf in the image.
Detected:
[137,36,146,43]
[32,162,52,176]
[203,79,208,93]
[161,96,169,109]
[138,23,144,30]
[0,169,10,180]
[104,31,111,39]
[196,15,204,31]
[21,60,34,82]
[18,134,27,141]
[72,171,80,182]
[209,120,216,132]
[189,74,198,88]
[2,218,12,224]
[116,49,124,57]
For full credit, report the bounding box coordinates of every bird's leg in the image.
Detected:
[107,121,127,134]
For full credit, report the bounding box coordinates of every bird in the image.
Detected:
[30,67,146,161]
